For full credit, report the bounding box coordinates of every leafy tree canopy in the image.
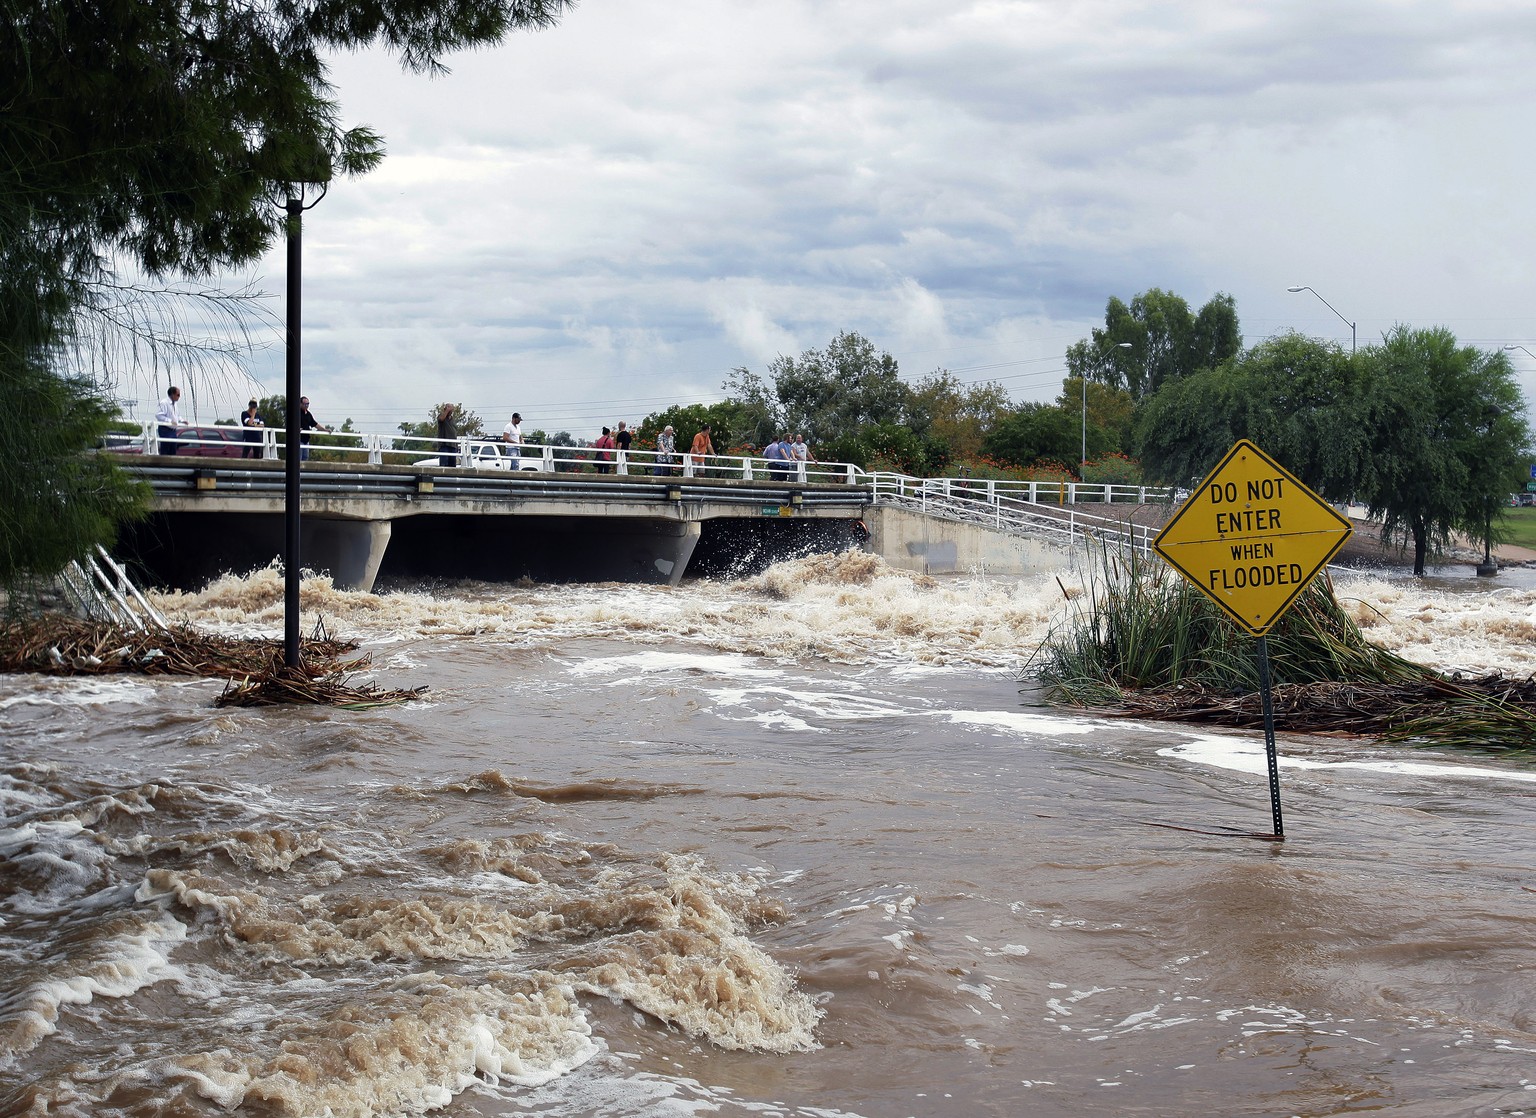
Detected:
[907,371,1010,463]
[765,332,911,444]
[1135,332,1364,495]
[4,0,571,283]
[1,0,572,590]
[635,402,751,452]
[1356,326,1530,574]
[981,402,1080,473]
[1056,377,1137,463]
[1066,288,1241,399]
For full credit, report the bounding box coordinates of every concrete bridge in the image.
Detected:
[113,453,1172,591]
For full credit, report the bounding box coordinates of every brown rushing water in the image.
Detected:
[2,552,1535,1117]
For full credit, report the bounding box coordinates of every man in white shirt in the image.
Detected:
[154,386,183,455]
[502,412,523,465]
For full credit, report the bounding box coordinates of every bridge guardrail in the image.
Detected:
[106,427,1177,551]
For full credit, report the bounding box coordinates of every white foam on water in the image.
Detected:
[700,684,916,731]
[0,676,156,709]
[1159,734,1536,784]
[565,649,788,681]
[148,551,1069,668]
[1332,572,1536,675]
[0,909,187,1060]
[940,708,1103,737]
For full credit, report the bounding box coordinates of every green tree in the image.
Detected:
[981,403,1079,471]
[1056,376,1136,465]
[769,332,911,443]
[635,402,750,452]
[907,371,1010,462]
[819,422,950,475]
[721,367,780,448]
[2,0,572,591]
[3,362,147,590]
[1135,333,1364,495]
[1356,327,1530,575]
[1066,289,1241,398]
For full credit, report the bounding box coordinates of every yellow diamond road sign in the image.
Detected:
[1153,440,1352,636]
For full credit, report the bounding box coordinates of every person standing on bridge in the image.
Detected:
[765,433,793,481]
[614,421,632,469]
[436,403,458,468]
[155,386,183,455]
[298,396,331,461]
[689,425,714,476]
[240,399,264,459]
[593,426,616,473]
[502,412,523,466]
[792,433,814,469]
[654,425,676,475]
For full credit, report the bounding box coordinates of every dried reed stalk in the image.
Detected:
[0,615,424,708]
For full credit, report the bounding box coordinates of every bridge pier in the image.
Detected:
[307,518,392,592]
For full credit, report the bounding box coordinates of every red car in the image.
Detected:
[102,425,251,458]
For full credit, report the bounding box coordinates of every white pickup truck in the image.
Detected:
[416,441,540,471]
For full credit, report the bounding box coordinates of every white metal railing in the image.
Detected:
[56,545,169,631]
[101,427,865,482]
[102,427,1175,552]
[865,473,1169,556]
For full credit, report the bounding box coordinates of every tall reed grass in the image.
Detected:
[1025,543,1536,753]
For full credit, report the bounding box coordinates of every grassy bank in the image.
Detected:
[1497,506,1536,550]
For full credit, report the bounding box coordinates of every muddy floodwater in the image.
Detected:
[4,553,1535,1117]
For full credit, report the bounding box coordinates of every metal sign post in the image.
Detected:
[1152,440,1353,840]
[1255,635,1283,839]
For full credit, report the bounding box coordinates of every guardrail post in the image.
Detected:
[741,457,753,481]
[617,450,628,476]
[367,434,382,464]
[265,429,278,460]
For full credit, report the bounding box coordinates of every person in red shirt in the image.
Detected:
[593,426,616,473]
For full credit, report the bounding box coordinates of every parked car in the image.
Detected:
[415,441,540,471]
[101,424,248,457]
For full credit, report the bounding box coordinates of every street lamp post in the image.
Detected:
[1084,342,1133,470]
[1504,344,1536,362]
[1287,286,1356,354]
[1477,404,1502,578]
[283,186,326,668]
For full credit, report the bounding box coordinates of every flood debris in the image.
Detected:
[0,615,425,709]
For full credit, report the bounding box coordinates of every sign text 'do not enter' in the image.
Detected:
[1152,440,1352,635]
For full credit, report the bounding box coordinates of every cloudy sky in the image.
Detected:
[172,0,1536,437]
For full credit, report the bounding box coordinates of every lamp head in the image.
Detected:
[1286,286,1306,293]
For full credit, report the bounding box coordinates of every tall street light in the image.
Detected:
[1504,343,1536,362]
[1287,286,1356,354]
[1084,342,1133,469]
[1477,404,1503,578]
[283,184,327,668]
